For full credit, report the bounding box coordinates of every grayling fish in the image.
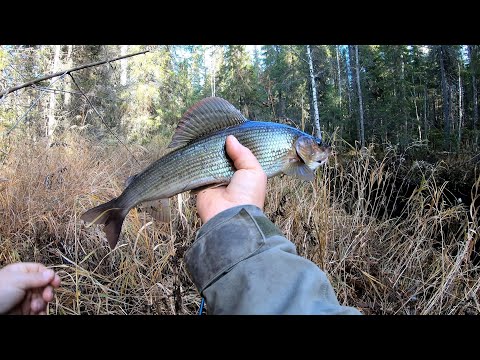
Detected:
[81,97,331,248]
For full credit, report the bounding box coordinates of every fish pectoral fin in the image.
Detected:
[281,147,315,181]
[140,198,171,223]
[191,182,229,195]
[282,161,315,181]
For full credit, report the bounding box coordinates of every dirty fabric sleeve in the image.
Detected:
[184,205,361,315]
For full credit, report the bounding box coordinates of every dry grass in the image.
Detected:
[1,133,479,314]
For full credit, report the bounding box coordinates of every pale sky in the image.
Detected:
[204,45,261,70]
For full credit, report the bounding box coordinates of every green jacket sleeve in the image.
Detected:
[184,205,361,315]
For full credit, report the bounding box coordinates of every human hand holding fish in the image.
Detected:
[196,134,267,223]
[78,97,364,315]
[81,97,331,248]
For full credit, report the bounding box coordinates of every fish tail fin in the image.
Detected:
[80,198,128,249]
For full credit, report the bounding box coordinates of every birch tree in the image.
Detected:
[63,45,73,107]
[458,62,463,149]
[120,45,128,86]
[347,45,356,129]
[306,45,321,139]
[468,46,478,138]
[46,45,61,139]
[336,45,342,107]
[439,45,450,149]
[355,45,365,147]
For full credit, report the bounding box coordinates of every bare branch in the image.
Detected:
[0,50,149,99]
[4,74,68,136]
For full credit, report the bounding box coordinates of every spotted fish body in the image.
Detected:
[81,97,331,249]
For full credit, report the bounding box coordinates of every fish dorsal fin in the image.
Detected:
[168,97,247,149]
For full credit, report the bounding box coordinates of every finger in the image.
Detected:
[22,262,47,272]
[31,296,47,314]
[50,273,61,288]
[17,291,33,315]
[225,135,263,171]
[32,288,48,313]
[18,269,55,289]
[42,285,54,302]
[5,262,46,274]
[30,289,44,313]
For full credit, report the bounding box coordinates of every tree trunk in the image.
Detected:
[348,45,358,141]
[306,45,321,139]
[450,83,456,136]
[63,45,73,106]
[46,45,61,140]
[336,45,342,107]
[439,45,450,149]
[468,45,478,145]
[424,87,428,141]
[346,52,353,116]
[412,74,421,140]
[278,90,286,118]
[301,95,305,131]
[400,50,408,134]
[458,62,463,150]
[355,45,365,147]
[212,46,217,97]
[120,45,128,86]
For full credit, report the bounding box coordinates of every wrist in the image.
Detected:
[200,204,262,228]
[186,204,270,293]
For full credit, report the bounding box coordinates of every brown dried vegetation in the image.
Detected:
[1,133,479,314]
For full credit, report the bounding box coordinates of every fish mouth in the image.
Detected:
[315,139,332,165]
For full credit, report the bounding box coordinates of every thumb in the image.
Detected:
[18,269,55,290]
[225,135,263,171]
